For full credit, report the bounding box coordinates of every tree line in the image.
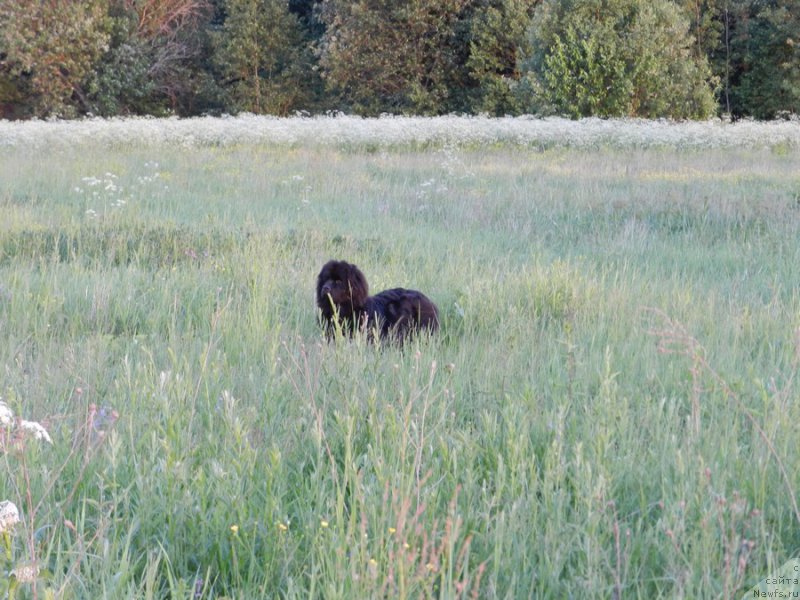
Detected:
[0,0,797,121]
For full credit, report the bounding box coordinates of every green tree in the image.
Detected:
[725,0,799,118]
[87,0,215,116]
[213,0,315,115]
[318,0,468,115]
[0,0,110,118]
[521,0,718,118]
[673,0,725,60]
[464,0,539,115]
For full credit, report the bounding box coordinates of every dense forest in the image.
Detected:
[0,0,797,120]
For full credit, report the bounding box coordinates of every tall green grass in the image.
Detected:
[0,118,799,598]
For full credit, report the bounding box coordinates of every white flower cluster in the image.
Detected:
[74,171,129,218]
[0,500,20,534]
[10,562,39,583]
[1,114,798,151]
[0,400,52,445]
[0,402,12,426]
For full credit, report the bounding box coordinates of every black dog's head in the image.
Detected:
[316,260,369,321]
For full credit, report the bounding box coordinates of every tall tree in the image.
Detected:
[213,0,316,114]
[464,0,539,115]
[318,0,468,115]
[520,0,718,118]
[673,0,725,60]
[0,0,110,118]
[87,0,214,116]
[725,0,799,118]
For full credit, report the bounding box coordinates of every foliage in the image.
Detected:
[673,0,726,60]
[463,0,539,115]
[318,0,468,115]
[674,0,800,119]
[520,0,718,118]
[87,20,167,116]
[726,0,800,119]
[213,0,317,115]
[0,0,796,120]
[0,0,110,118]
[88,0,215,116]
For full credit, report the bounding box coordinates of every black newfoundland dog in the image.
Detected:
[316,259,439,341]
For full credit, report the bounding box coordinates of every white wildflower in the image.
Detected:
[0,401,13,426]
[19,420,52,444]
[0,115,798,151]
[0,500,20,533]
[10,563,39,583]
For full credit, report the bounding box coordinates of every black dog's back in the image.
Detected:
[364,288,439,339]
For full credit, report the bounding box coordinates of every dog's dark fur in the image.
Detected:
[316,260,439,341]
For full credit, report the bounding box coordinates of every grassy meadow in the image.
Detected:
[0,116,799,598]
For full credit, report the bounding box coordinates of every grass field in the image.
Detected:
[0,116,799,598]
